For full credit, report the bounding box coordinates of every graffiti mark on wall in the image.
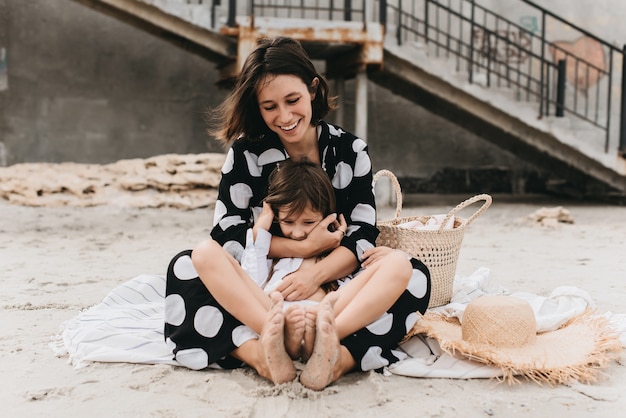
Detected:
[469,15,538,64]
[519,16,538,34]
[0,48,7,91]
[549,36,606,94]
[472,28,532,64]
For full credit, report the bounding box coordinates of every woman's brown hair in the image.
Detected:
[210,37,336,145]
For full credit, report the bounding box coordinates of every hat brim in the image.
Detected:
[409,310,621,385]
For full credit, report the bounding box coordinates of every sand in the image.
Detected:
[1,188,625,417]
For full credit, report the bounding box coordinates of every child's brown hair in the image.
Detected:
[265,158,340,293]
[264,158,336,221]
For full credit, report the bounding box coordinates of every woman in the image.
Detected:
[164,36,431,390]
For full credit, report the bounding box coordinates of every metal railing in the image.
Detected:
[377,0,625,155]
[212,0,366,27]
[251,0,366,22]
[215,0,626,156]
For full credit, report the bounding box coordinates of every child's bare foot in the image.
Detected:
[300,292,340,391]
[301,306,317,362]
[284,304,305,360]
[259,292,297,384]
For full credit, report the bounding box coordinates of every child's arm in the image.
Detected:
[241,202,275,287]
[253,201,274,241]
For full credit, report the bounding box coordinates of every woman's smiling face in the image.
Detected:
[257,74,318,145]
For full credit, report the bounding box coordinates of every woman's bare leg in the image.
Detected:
[333,251,412,339]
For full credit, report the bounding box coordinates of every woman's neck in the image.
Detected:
[285,126,319,163]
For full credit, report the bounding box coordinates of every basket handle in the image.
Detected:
[439,194,492,232]
[374,170,492,231]
[373,170,403,219]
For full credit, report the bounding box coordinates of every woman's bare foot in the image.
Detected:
[284,304,305,360]
[259,292,297,384]
[301,306,317,362]
[300,292,340,391]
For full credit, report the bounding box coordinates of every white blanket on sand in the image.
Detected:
[50,269,626,378]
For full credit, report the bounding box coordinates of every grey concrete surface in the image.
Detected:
[0,0,611,197]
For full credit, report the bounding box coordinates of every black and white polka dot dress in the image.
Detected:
[164,121,431,371]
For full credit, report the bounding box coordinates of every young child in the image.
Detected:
[238,158,344,361]
[241,158,343,304]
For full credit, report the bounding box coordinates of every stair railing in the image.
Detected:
[216,0,626,156]
[376,0,625,155]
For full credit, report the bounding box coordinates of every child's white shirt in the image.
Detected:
[240,228,304,294]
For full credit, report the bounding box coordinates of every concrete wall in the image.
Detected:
[484,0,624,44]
[0,0,227,166]
[0,0,552,193]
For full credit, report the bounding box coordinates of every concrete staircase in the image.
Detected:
[375,40,626,199]
[68,0,626,199]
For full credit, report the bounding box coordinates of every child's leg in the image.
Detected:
[301,305,317,361]
[333,250,413,338]
[284,304,306,360]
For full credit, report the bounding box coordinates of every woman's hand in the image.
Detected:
[361,246,399,268]
[299,213,347,258]
[278,245,358,301]
[276,268,322,301]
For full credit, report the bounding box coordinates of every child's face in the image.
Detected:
[276,204,323,241]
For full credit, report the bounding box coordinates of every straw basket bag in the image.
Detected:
[374,170,492,308]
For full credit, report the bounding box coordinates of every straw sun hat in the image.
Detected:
[410,295,622,385]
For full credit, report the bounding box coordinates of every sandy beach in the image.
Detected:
[1,183,625,417]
